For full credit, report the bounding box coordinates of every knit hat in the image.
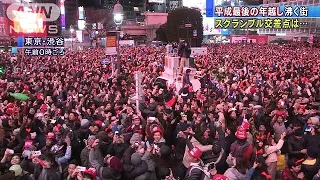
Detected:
[24,140,34,149]
[6,103,15,109]
[40,104,48,112]
[46,132,55,140]
[310,116,320,126]
[83,168,97,180]
[151,126,163,136]
[188,146,202,160]
[109,156,122,172]
[104,127,113,134]
[131,153,142,166]
[235,126,248,140]
[213,174,229,180]
[53,124,62,133]
[9,165,22,176]
[80,119,90,127]
[93,120,103,129]
[130,133,142,145]
[87,135,97,145]
[275,110,285,117]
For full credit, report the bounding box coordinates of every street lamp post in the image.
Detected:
[70,25,74,50]
[113,1,124,76]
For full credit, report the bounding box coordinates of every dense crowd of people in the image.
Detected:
[0,43,319,180]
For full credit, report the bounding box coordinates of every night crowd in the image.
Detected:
[0,43,319,180]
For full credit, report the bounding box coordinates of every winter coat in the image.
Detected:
[265,139,284,164]
[132,161,149,180]
[141,151,157,180]
[287,135,305,159]
[122,146,136,175]
[80,146,91,168]
[89,148,122,180]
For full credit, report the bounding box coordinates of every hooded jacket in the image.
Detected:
[131,153,149,180]
[224,167,246,180]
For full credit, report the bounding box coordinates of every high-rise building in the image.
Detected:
[119,0,145,22]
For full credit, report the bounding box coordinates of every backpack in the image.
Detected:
[230,140,249,157]
[185,163,211,180]
[227,141,250,167]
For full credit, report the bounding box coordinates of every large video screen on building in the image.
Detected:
[9,10,48,37]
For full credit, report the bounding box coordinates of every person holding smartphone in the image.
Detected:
[89,139,122,180]
[150,126,166,149]
[70,167,97,180]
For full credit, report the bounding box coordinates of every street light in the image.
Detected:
[70,25,74,50]
[113,1,123,75]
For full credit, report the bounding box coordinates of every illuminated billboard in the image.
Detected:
[12,10,44,33]
[9,10,58,37]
